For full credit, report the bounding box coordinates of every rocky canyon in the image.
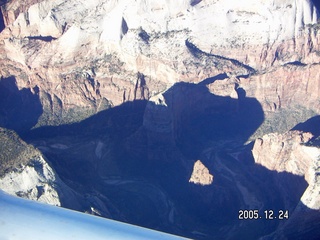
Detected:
[0,0,320,239]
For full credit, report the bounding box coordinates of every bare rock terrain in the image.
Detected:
[252,129,320,239]
[0,0,319,130]
[0,127,70,206]
[0,0,320,239]
[189,160,213,186]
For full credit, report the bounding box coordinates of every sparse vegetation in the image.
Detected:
[305,20,320,33]
[0,127,38,177]
[250,106,317,141]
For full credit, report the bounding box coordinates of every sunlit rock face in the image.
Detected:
[0,0,320,239]
[252,131,313,175]
[0,127,66,206]
[0,0,319,130]
[252,130,319,210]
[189,160,213,185]
[0,127,115,217]
[252,130,320,239]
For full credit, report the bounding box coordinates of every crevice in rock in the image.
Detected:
[236,73,250,79]
[185,39,256,74]
[190,0,202,7]
[0,6,5,33]
[138,28,150,44]
[134,72,149,100]
[121,17,128,37]
[36,185,45,199]
[198,73,228,86]
[24,11,30,26]
[27,35,57,42]
[284,61,307,67]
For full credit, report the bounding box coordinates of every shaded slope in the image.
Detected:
[0,76,42,134]
[12,75,312,239]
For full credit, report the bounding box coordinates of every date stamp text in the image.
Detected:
[238,210,289,220]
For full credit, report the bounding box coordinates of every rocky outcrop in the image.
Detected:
[252,130,320,239]
[0,127,112,216]
[0,127,68,205]
[0,155,62,205]
[0,0,320,239]
[252,130,320,207]
[189,160,213,185]
[252,131,313,175]
[0,0,42,27]
[300,145,320,210]
[0,0,319,132]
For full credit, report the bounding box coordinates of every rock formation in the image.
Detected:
[0,0,320,239]
[252,130,320,209]
[189,160,213,185]
[252,131,313,175]
[252,130,320,239]
[0,0,319,130]
[0,127,68,206]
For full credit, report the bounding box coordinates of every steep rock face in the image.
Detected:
[189,160,213,185]
[0,0,319,131]
[0,127,114,217]
[252,130,320,239]
[300,145,320,210]
[252,130,320,209]
[252,131,313,175]
[0,127,69,205]
[0,0,320,239]
[0,0,42,27]
[0,155,61,206]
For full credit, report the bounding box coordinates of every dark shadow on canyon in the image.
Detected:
[292,115,320,146]
[0,1,10,32]
[8,74,313,239]
[292,115,320,137]
[0,7,5,33]
[313,1,320,12]
[27,36,57,42]
[161,75,263,159]
[275,202,320,240]
[0,76,43,134]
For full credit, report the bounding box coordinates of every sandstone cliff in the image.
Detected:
[0,127,71,205]
[0,127,116,218]
[252,130,320,239]
[189,160,213,185]
[0,0,319,133]
[0,0,320,239]
[252,130,320,210]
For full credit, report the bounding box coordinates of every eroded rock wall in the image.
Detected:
[252,130,320,239]
[0,127,70,206]
[0,1,320,238]
[0,0,319,132]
